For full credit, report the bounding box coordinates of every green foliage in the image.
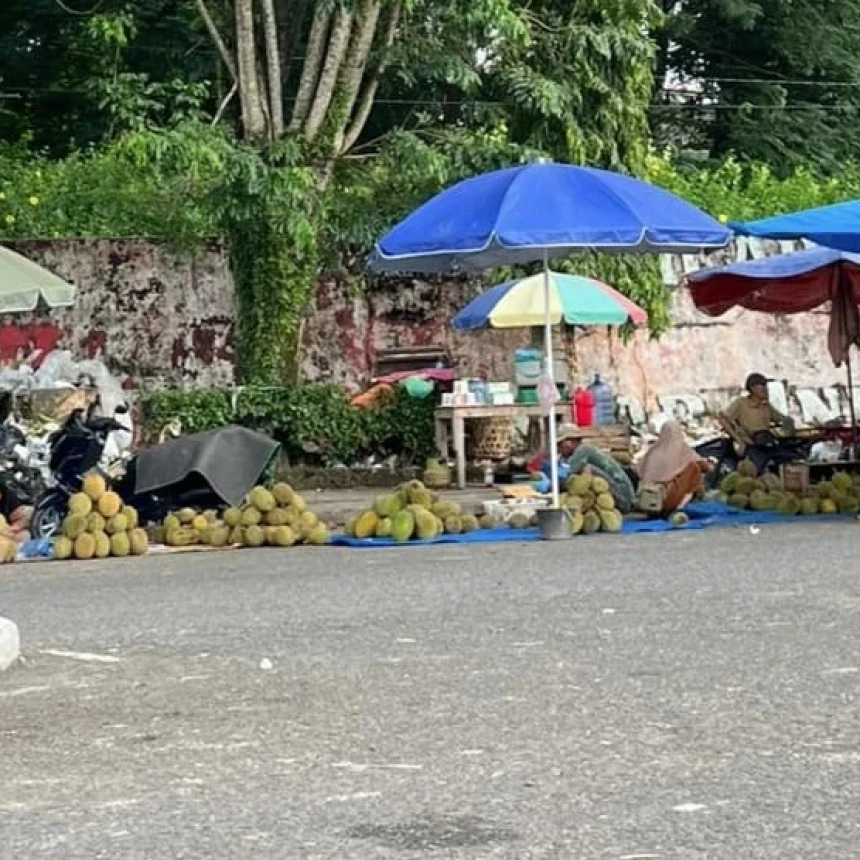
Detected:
[656,0,860,173]
[140,384,436,466]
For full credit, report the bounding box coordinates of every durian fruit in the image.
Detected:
[272,482,294,506]
[478,514,498,529]
[670,511,690,528]
[569,511,584,535]
[354,511,379,539]
[249,487,276,513]
[832,471,853,494]
[777,496,800,516]
[737,459,758,478]
[263,507,290,526]
[344,515,358,537]
[106,513,129,535]
[86,512,106,533]
[121,506,139,529]
[820,498,838,514]
[63,514,87,540]
[94,532,111,559]
[68,492,93,517]
[748,489,769,511]
[598,509,623,533]
[582,511,601,534]
[591,476,610,495]
[223,507,242,527]
[431,501,461,520]
[508,512,531,530]
[728,493,749,509]
[561,494,583,513]
[74,533,96,560]
[374,493,403,519]
[207,526,229,548]
[97,491,122,518]
[191,514,209,532]
[163,514,181,532]
[461,514,479,533]
[166,527,198,547]
[270,525,296,547]
[0,537,16,563]
[566,474,592,495]
[177,507,197,524]
[129,528,149,555]
[82,473,107,501]
[228,525,244,545]
[580,492,596,513]
[414,508,440,540]
[839,495,860,515]
[243,525,266,547]
[110,532,131,557]
[375,517,393,538]
[443,515,462,535]
[54,536,73,560]
[240,506,262,526]
[596,493,615,511]
[816,481,836,500]
[406,480,433,508]
[291,494,307,513]
[719,473,738,494]
[305,525,330,546]
[299,511,319,531]
[735,476,757,496]
[800,497,819,515]
[391,509,415,542]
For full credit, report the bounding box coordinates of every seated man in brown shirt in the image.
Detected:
[719,373,795,470]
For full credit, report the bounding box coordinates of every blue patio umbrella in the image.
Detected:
[370,162,730,507]
[731,199,860,253]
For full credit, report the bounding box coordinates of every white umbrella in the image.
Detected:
[0,245,77,312]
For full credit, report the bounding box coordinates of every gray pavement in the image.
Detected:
[1,521,860,858]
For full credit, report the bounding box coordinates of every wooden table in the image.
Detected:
[434,404,570,489]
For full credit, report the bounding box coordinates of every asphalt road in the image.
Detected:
[2,522,860,859]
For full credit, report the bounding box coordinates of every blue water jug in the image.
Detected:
[588,373,615,425]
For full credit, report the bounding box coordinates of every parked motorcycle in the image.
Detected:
[29,407,228,538]
[694,432,815,487]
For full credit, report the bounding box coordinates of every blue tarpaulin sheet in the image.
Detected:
[329,501,847,548]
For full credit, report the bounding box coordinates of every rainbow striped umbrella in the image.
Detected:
[453,271,647,330]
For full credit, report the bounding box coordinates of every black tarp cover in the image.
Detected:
[133,426,280,507]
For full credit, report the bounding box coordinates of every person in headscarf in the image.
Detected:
[636,421,709,516]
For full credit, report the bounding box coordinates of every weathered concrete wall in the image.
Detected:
[302,237,848,423]
[6,238,236,387]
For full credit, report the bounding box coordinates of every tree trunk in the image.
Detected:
[288,9,331,132]
[302,6,354,142]
[326,0,382,157]
[258,0,284,138]
[235,0,268,141]
[341,0,401,153]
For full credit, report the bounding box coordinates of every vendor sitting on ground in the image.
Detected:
[636,421,709,517]
[529,425,636,513]
[719,372,796,471]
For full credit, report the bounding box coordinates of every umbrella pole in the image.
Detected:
[543,251,560,508]
[847,348,858,455]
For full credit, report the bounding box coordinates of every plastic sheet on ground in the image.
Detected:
[329,500,849,548]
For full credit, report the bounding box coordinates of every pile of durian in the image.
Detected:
[53,474,149,560]
[717,460,860,515]
[345,480,491,541]
[150,483,331,548]
[557,472,623,533]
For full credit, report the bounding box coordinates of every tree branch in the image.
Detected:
[288,8,331,132]
[235,0,267,140]
[212,80,238,125]
[258,0,284,138]
[302,5,354,142]
[195,0,237,81]
[327,0,382,156]
[341,0,401,153]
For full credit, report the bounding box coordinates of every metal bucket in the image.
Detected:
[536,507,573,541]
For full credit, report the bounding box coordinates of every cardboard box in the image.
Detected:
[781,462,809,493]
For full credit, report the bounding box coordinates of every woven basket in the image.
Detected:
[471,417,513,460]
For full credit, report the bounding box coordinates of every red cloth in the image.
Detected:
[0,326,29,361]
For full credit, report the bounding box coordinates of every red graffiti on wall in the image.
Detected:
[0,322,64,366]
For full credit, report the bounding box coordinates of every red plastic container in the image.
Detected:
[573,387,595,427]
